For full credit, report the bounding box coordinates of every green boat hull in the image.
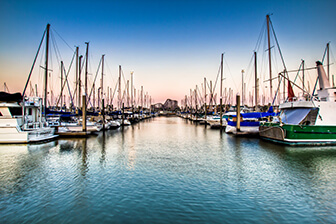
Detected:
[259,122,336,146]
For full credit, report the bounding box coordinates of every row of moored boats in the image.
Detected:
[0,93,155,143]
[180,62,336,146]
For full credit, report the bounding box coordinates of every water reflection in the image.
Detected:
[1,117,336,223]
[0,141,57,195]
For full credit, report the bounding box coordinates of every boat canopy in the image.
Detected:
[0,92,22,102]
[280,108,311,125]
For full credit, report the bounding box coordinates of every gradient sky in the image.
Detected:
[0,0,335,104]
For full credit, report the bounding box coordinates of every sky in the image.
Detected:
[0,0,335,105]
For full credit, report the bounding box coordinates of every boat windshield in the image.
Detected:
[280,108,311,125]
[8,107,23,117]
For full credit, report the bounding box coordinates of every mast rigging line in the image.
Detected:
[71,53,84,101]
[105,60,117,86]
[321,41,330,64]
[196,86,204,105]
[87,57,103,107]
[269,17,288,77]
[51,27,75,53]
[224,56,239,92]
[55,50,76,107]
[212,63,221,95]
[50,30,63,66]
[254,18,266,53]
[22,28,47,96]
[244,52,256,93]
[293,61,304,87]
[278,71,311,97]
[111,81,119,106]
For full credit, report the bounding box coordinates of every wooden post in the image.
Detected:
[236,94,240,132]
[82,95,87,132]
[102,98,105,130]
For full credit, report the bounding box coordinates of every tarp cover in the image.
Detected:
[229,111,278,118]
[227,120,260,127]
[280,108,311,125]
[0,92,22,102]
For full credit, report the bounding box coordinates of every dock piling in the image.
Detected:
[236,94,240,132]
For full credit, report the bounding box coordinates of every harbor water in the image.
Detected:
[0,117,336,223]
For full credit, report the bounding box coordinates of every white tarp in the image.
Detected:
[280,108,311,125]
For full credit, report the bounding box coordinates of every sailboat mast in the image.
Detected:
[78,55,82,108]
[61,61,63,108]
[85,42,89,97]
[241,69,244,106]
[254,51,258,106]
[302,60,305,93]
[101,54,105,107]
[141,86,143,110]
[44,24,50,113]
[75,47,79,107]
[327,42,330,81]
[204,77,207,120]
[220,53,223,127]
[131,71,134,117]
[35,84,38,97]
[195,86,197,117]
[266,14,273,101]
[118,65,121,109]
[209,81,213,108]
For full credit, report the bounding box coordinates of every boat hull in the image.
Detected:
[259,122,336,146]
[0,126,57,144]
[225,125,259,135]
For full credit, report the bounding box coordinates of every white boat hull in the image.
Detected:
[225,125,259,135]
[0,126,57,144]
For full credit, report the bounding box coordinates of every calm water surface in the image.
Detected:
[0,117,336,223]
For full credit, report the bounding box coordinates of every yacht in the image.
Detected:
[0,93,57,143]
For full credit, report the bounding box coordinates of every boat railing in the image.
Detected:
[23,121,42,130]
[23,97,42,107]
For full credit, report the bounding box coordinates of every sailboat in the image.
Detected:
[259,61,336,145]
[225,106,277,135]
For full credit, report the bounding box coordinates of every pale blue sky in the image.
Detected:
[0,0,335,104]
